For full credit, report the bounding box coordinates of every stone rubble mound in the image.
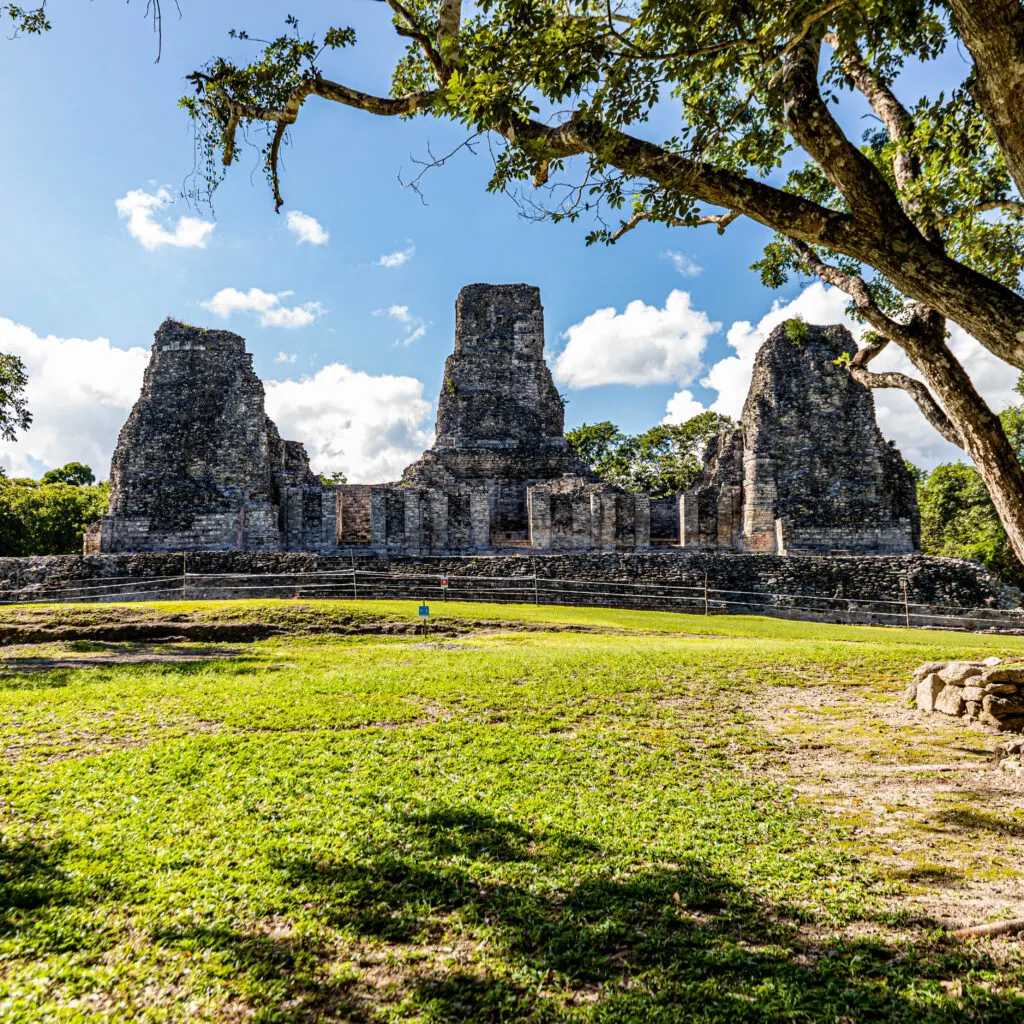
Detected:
[911,657,1024,733]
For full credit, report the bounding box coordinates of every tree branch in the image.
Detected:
[782,37,916,230]
[384,0,445,82]
[823,32,917,189]
[609,208,740,242]
[937,199,1024,226]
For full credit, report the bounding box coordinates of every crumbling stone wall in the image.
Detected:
[89,304,922,560]
[87,319,322,554]
[913,659,1024,733]
[401,284,597,543]
[681,321,918,555]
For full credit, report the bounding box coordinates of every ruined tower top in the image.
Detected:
[152,318,247,355]
[433,283,564,449]
[740,320,919,552]
[452,283,545,359]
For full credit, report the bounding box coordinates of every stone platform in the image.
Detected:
[3,551,1019,630]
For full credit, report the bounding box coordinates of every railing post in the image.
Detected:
[703,570,709,616]
[902,579,911,629]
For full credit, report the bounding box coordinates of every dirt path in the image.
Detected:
[748,681,1024,931]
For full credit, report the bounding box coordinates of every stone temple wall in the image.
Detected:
[681,322,919,556]
[87,297,921,560]
[85,319,322,554]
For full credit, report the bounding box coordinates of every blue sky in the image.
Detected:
[0,1,1006,481]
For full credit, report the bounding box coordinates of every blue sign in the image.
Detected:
[418,604,430,618]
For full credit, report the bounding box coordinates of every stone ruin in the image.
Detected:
[680,322,919,555]
[912,658,1024,734]
[85,319,326,554]
[86,285,920,557]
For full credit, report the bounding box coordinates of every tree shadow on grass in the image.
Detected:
[153,805,1024,1023]
[0,836,73,936]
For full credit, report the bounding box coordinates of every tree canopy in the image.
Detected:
[0,467,108,556]
[567,413,735,497]
[183,1,1024,565]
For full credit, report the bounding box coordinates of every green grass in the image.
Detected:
[1,600,1022,1022]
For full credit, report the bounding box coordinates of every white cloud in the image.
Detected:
[0,319,149,479]
[374,304,428,345]
[115,186,215,251]
[662,389,706,424]
[274,352,297,364]
[200,287,324,329]
[554,290,719,389]
[374,244,415,268]
[265,366,433,482]
[286,210,329,245]
[662,250,702,277]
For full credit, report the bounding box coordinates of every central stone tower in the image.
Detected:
[401,283,594,539]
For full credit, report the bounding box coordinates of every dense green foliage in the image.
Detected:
[567,412,734,497]
[40,461,95,487]
[1,599,1022,1021]
[917,463,1023,587]
[0,352,31,443]
[0,465,108,556]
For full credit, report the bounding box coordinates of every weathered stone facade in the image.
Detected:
[84,319,323,554]
[334,283,647,554]
[681,322,919,555]
[87,295,919,558]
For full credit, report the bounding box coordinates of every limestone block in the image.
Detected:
[937,661,984,684]
[983,682,1020,695]
[916,673,945,712]
[913,661,947,680]
[982,694,1024,717]
[964,700,982,721]
[980,711,1024,733]
[983,656,1003,667]
[980,665,1024,684]
[934,684,965,716]
[962,686,986,702]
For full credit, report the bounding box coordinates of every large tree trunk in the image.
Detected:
[914,342,1024,564]
[949,0,1024,197]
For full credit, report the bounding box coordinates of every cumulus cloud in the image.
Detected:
[554,290,719,389]
[115,186,215,250]
[274,352,297,364]
[286,210,329,245]
[200,287,324,329]
[374,304,428,345]
[374,244,415,268]
[662,389,706,424]
[0,319,149,479]
[265,365,433,482]
[662,250,702,277]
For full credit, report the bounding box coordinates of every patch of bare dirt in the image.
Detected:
[0,643,248,672]
[745,680,1024,934]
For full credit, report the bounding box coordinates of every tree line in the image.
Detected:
[0,463,108,556]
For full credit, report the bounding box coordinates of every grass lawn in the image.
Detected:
[1,599,1023,1022]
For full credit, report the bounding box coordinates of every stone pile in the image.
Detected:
[913,658,1024,732]
[996,736,1024,780]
